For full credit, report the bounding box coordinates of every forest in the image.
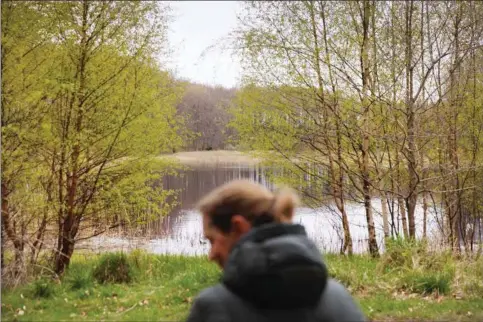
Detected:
[1,1,483,320]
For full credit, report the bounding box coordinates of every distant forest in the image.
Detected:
[175,81,237,152]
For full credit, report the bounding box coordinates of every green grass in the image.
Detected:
[2,248,483,321]
[360,295,483,321]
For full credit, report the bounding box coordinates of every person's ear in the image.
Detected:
[230,214,251,237]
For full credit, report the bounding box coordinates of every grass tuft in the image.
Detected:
[30,278,56,299]
[64,262,94,290]
[92,252,133,284]
[402,271,453,295]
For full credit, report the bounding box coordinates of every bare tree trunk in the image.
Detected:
[55,0,89,275]
[396,152,409,238]
[422,171,428,239]
[320,2,353,255]
[361,0,378,257]
[381,192,390,238]
[405,0,418,239]
[448,2,463,254]
[420,0,428,240]
[371,1,389,241]
[390,2,408,240]
[388,156,398,238]
[55,221,78,274]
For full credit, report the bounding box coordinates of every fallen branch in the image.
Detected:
[118,303,137,315]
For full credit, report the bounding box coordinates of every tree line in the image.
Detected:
[229,0,483,257]
[175,81,236,151]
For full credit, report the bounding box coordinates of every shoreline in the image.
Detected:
[161,150,262,166]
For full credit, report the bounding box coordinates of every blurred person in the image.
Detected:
[186,179,366,322]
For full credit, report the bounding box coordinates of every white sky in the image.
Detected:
[165,1,242,89]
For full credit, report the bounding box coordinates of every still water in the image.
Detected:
[80,164,441,254]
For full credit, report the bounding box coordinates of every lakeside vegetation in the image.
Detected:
[229,1,483,257]
[2,239,483,321]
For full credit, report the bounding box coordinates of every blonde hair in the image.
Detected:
[197,179,299,231]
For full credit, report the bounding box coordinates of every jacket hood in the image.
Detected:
[222,223,328,310]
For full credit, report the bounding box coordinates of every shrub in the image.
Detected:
[458,256,483,297]
[65,265,93,290]
[376,237,457,295]
[92,252,133,284]
[377,237,455,273]
[31,278,56,298]
[401,271,452,295]
[378,237,428,273]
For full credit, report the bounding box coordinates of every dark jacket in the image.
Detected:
[186,223,366,322]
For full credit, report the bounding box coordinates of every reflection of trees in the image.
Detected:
[155,164,272,235]
[143,166,482,253]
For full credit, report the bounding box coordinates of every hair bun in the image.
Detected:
[272,188,299,223]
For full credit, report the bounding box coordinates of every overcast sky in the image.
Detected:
[165,1,242,89]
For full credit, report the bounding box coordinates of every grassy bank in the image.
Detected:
[2,244,483,321]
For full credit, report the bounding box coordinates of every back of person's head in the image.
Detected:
[191,180,366,320]
[197,179,299,233]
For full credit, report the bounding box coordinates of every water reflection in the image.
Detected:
[146,202,440,255]
[158,164,274,236]
[81,163,446,254]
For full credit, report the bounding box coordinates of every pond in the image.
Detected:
[79,162,444,255]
